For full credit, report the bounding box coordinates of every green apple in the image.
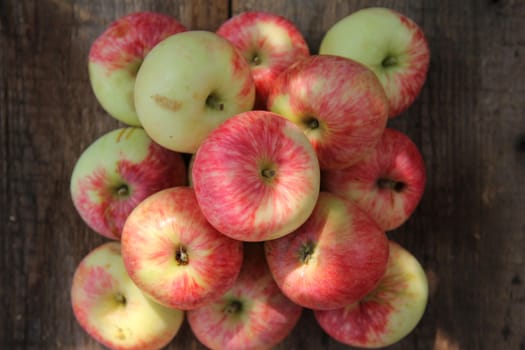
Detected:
[319,7,430,117]
[134,30,256,153]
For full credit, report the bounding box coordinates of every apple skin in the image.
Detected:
[319,7,430,118]
[134,30,256,153]
[121,186,243,310]
[187,243,302,350]
[192,110,320,242]
[322,128,426,231]
[89,12,187,125]
[314,240,428,348]
[267,54,389,170]
[71,242,184,350]
[70,127,187,240]
[216,11,310,109]
[264,192,389,310]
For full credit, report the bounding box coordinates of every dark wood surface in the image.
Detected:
[1,0,524,349]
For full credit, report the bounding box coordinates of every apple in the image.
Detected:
[187,243,302,350]
[192,110,320,242]
[121,186,243,310]
[70,127,187,240]
[322,128,426,231]
[71,242,184,350]
[89,12,187,125]
[134,30,256,153]
[216,11,310,109]
[264,192,389,310]
[319,7,430,118]
[267,54,389,170]
[314,240,428,348]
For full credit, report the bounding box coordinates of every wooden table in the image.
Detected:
[1,1,524,349]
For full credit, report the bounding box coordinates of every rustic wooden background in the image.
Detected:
[1,0,524,349]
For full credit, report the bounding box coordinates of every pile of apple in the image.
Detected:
[70,7,430,350]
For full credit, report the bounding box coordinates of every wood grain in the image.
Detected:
[1,0,524,349]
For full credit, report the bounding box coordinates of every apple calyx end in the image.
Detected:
[206,92,225,111]
[250,53,262,66]
[304,117,320,130]
[224,299,243,315]
[299,241,316,264]
[381,55,398,69]
[114,292,127,306]
[175,245,189,266]
[377,178,406,192]
[113,183,130,198]
[261,168,276,180]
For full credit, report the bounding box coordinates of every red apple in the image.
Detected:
[319,7,430,118]
[264,192,389,310]
[217,11,310,109]
[121,187,243,310]
[70,127,187,240]
[89,12,187,125]
[322,128,426,231]
[267,54,389,170]
[192,110,320,242]
[71,242,184,350]
[187,243,302,350]
[314,240,429,348]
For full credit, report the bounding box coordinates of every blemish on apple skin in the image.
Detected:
[152,94,181,111]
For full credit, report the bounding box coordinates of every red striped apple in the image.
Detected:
[319,7,430,118]
[134,30,255,153]
[314,240,428,348]
[322,128,426,231]
[187,243,302,350]
[192,110,320,242]
[267,55,389,170]
[217,11,310,109]
[89,12,187,125]
[121,187,243,310]
[264,192,389,310]
[71,242,184,350]
[70,127,187,240]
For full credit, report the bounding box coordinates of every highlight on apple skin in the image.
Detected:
[134,30,256,154]
[322,128,426,231]
[192,110,320,242]
[187,243,303,350]
[89,12,187,125]
[267,54,389,170]
[121,186,243,310]
[70,127,187,240]
[314,240,429,348]
[217,11,310,109]
[264,191,389,310]
[319,7,430,118]
[71,242,185,350]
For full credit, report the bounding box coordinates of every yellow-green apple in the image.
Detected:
[267,55,389,170]
[187,243,302,350]
[121,186,243,310]
[319,7,430,118]
[71,242,184,350]
[314,240,428,348]
[70,127,187,240]
[89,12,187,125]
[192,111,320,242]
[216,11,310,109]
[322,128,426,231]
[134,30,255,153]
[264,192,389,310]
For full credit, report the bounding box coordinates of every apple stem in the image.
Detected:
[175,246,189,265]
[377,178,406,192]
[305,117,320,130]
[261,168,276,179]
[251,54,262,66]
[115,184,129,197]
